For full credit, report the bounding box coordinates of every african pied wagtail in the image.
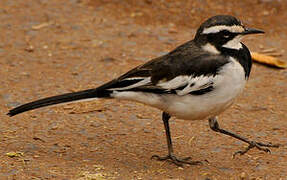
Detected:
[8,15,279,166]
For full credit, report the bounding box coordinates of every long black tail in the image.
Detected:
[7,88,112,117]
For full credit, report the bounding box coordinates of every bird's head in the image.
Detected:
[194,15,264,54]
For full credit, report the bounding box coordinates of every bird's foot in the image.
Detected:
[151,154,201,166]
[233,141,280,158]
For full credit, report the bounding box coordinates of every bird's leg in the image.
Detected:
[151,112,201,166]
[208,117,280,157]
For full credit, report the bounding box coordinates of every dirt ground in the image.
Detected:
[0,0,286,179]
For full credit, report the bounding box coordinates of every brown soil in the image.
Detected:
[0,0,286,179]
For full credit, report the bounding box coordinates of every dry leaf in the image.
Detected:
[251,52,287,69]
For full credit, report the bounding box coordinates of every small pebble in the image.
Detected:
[239,172,249,180]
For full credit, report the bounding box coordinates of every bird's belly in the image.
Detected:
[162,92,237,120]
[113,78,246,120]
[113,80,244,120]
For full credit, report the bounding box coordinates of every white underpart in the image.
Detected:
[201,43,220,54]
[112,57,246,120]
[202,25,244,34]
[223,35,243,50]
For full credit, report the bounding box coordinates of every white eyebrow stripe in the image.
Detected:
[202,25,244,34]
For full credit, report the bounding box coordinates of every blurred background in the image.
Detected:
[0,0,286,179]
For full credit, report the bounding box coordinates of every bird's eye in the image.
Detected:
[221,30,230,38]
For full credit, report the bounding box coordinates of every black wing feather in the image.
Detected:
[106,41,229,94]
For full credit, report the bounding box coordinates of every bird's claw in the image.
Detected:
[151,154,201,166]
[233,141,280,158]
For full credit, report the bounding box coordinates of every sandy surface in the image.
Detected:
[0,0,286,179]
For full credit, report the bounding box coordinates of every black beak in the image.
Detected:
[242,27,265,35]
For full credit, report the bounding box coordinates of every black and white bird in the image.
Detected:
[8,15,279,166]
